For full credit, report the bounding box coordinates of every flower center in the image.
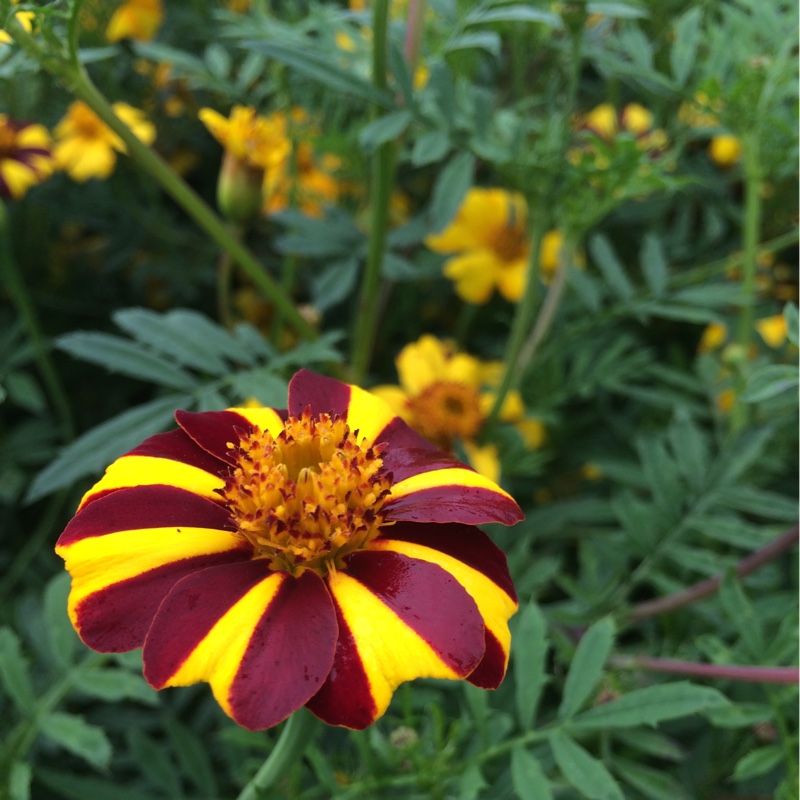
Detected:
[408,381,484,448]
[217,410,392,576]
[492,221,528,263]
[0,125,18,159]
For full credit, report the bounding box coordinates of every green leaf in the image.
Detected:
[458,762,488,800]
[587,2,648,19]
[784,303,798,345]
[670,7,702,86]
[242,40,392,107]
[511,746,553,800]
[36,769,155,800]
[443,31,501,57]
[56,332,199,390]
[228,367,288,407]
[667,408,710,491]
[613,757,689,800]
[44,572,79,671]
[549,732,624,800]
[40,712,112,770]
[568,266,604,312]
[715,485,798,520]
[165,717,219,797]
[27,394,190,502]
[740,364,799,402]
[0,627,36,714]
[465,6,562,26]
[513,602,549,729]
[5,371,46,413]
[164,309,255,366]
[632,300,721,325]
[640,234,668,296]
[589,235,635,301]
[705,701,772,728]
[359,109,413,152]
[733,745,784,781]
[559,617,615,718]
[128,728,183,798]
[613,729,684,762]
[411,128,451,166]
[310,258,359,313]
[73,668,158,706]
[428,151,475,232]
[569,682,730,730]
[719,571,764,657]
[9,760,31,800]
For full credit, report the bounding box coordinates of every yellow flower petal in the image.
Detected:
[756,315,788,348]
[462,441,501,483]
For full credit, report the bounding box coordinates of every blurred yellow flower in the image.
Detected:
[708,134,742,168]
[698,322,728,354]
[54,101,156,182]
[371,335,543,481]
[106,0,163,42]
[0,116,56,199]
[756,314,788,348]
[581,102,667,153]
[426,188,530,304]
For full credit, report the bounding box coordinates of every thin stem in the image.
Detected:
[236,709,319,800]
[627,524,799,623]
[350,0,394,383]
[403,0,427,70]
[610,655,799,685]
[0,202,74,439]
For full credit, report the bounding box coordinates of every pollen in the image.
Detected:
[216,409,392,576]
[408,381,484,448]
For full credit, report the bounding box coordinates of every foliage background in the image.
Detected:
[0,0,797,798]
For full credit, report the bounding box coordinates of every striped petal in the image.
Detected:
[79,428,226,510]
[144,563,337,731]
[371,522,518,689]
[56,485,250,652]
[306,549,484,729]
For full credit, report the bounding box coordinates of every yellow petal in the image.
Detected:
[462,441,501,484]
[443,250,500,305]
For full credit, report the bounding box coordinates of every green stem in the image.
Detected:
[236,709,319,800]
[350,0,394,383]
[730,129,762,432]
[766,686,800,790]
[4,16,315,341]
[0,203,73,439]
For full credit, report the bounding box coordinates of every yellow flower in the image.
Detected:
[54,101,156,182]
[106,0,163,42]
[698,322,728,354]
[371,335,542,480]
[756,314,788,348]
[0,8,35,45]
[0,115,56,200]
[708,134,742,168]
[583,103,618,140]
[425,188,530,304]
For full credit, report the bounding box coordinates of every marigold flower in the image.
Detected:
[698,322,728,354]
[756,314,788,348]
[0,115,56,200]
[708,134,742,168]
[54,101,156,182]
[426,188,530,304]
[56,370,521,731]
[106,0,164,42]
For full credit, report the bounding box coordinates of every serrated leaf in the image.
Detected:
[513,602,549,729]
[74,668,158,706]
[242,40,392,107]
[733,745,784,781]
[56,332,198,390]
[40,712,112,770]
[670,7,702,86]
[165,717,218,796]
[719,571,764,658]
[613,757,689,800]
[511,746,553,800]
[559,617,615,718]
[310,258,359,313]
[614,729,684,762]
[26,394,190,502]
[0,627,36,714]
[569,682,730,730]
[715,486,798,520]
[165,309,255,366]
[44,572,79,671]
[740,364,798,402]
[667,408,709,491]
[359,109,413,152]
[428,151,475,232]
[228,367,288,407]
[549,732,624,800]
[640,234,668,296]
[589,235,635,301]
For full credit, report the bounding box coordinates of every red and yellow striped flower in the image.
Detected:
[56,370,521,731]
[0,115,56,200]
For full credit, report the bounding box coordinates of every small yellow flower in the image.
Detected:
[584,103,618,140]
[708,134,742,168]
[756,314,788,348]
[106,0,163,42]
[425,188,530,304]
[54,101,156,182]
[0,115,56,199]
[698,322,728,354]
[716,388,735,413]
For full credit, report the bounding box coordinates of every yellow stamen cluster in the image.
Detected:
[409,381,484,447]
[217,410,392,576]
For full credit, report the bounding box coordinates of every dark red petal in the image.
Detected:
[381,521,517,603]
[175,409,256,465]
[385,484,524,526]
[144,560,275,688]
[74,550,250,652]
[305,603,377,729]
[128,428,225,474]
[376,416,462,482]
[228,570,337,730]
[57,485,233,547]
[288,369,351,418]
[467,629,508,689]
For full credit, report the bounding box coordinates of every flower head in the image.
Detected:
[0,115,56,200]
[106,0,164,42]
[426,188,530,304]
[56,370,521,731]
[54,101,156,182]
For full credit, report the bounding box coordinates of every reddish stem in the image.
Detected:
[611,655,799,685]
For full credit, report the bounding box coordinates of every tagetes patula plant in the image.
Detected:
[678,91,742,168]
[55,370,521,731]
[0,115,56,199]
[371,336,544,482]
[425,188,530,305]
[106,0,164,42]
[53,101,156,182]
